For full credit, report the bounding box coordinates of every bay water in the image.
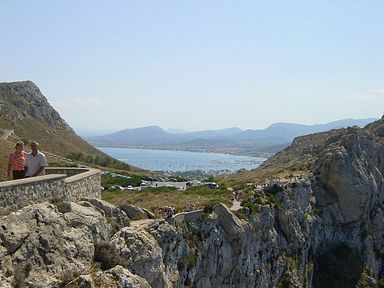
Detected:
[98,147,266,173]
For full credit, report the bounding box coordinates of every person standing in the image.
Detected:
[24,142,47,177]
[7,141,26,180]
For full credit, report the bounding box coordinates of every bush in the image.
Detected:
[264,184,283,195]
[66,152,131,170]
[178,255,197,272]
[101,174,142,188]
[277,275,291,288]
[203,204,214,214]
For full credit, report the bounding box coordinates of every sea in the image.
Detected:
[98,147,266,173]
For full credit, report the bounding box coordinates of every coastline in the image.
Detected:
[97,146,267,174]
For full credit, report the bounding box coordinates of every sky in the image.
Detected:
[0,0,383,131]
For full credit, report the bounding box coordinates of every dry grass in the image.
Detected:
[216,166,311,189]
[102,186,232,215]
[0,139,18,181]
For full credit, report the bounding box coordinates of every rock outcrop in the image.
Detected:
[119,204,155,220]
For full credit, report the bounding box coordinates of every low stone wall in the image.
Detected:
[45,167,90,177]
[0,167,101,215]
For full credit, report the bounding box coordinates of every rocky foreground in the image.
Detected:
[0,118,383,288]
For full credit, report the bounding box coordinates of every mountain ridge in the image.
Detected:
[86,118,377,156]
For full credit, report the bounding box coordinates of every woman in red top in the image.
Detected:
[7,141,26,180]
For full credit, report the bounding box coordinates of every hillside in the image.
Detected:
[86,118,376,156]
[0,117,383,287]
[0,81,133,179]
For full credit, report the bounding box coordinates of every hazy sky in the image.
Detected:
[0,1,383,131]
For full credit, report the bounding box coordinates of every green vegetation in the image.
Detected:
[67,152,131,170]
[101,173,142,188]
[102,185,231,215]
[178,255,197,271]
[203,176,215,182]
[264,183,284,194]
[276,275,292,288]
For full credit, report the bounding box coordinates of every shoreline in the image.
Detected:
[97,146,268,175]
[95,145,273,158]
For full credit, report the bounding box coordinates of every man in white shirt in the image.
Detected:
[24,142,47,177]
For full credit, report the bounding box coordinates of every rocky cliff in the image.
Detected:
[0,118,383,287]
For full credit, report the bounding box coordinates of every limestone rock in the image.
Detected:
[110,226,171,288]
[119,204,149,220]
[82,198,130,229]
[142,207,156,219]
[93,265,151,288]
[213,203,246,241]
[0,202,110,287]
[64,275,94,288]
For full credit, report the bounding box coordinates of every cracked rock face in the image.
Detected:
[0,202,111,287]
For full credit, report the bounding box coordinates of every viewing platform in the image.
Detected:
[0,167,101,215]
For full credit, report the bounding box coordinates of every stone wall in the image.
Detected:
[0,167,101,215]
[45,167,90,177]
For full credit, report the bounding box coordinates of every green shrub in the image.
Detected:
[277,275,291,288]
[264,184,283,195]
[101,174,142,187]
[180,255,197,271]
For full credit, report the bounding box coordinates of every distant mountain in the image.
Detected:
[236,119,377,140]
[183,127,243,140]
[74,127,118,137]
[166,129,187,134]
[106,126,171,140]
[90,126,179,147]
[86,118,378,156]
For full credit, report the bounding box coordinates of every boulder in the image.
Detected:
[64,275,94,288]
[213,203,245,242]
[110,227,171,288]
[93,265,151,288]
[64,266,151,288]
[119,204,149,220]
[0,202,110,287]
[82,198,130,229]
[142,207,156,219]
